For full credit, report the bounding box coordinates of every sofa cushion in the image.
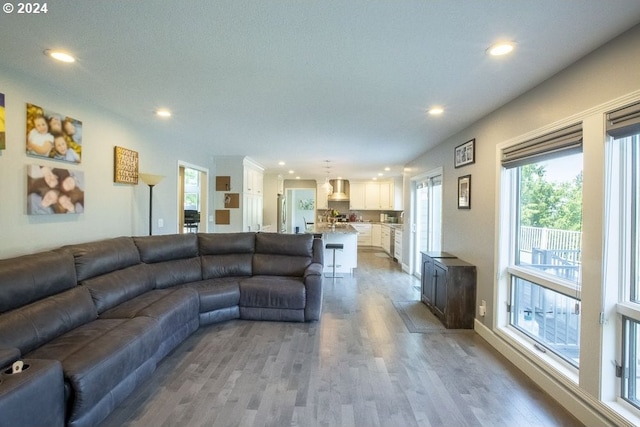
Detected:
[80,264,153,314]
[253,254,311,277]
[255,232,313,256]
[133,234,198,263]
[0,286,97,354]
[198,232,255,255]
[201,254,253,279]
[239,276,306,310]
[0,251,76,313]
[183,278,241,312]
[100,288,199,333]
[26,317,161,425]
[61,237,140,281]
[146,258,202,289]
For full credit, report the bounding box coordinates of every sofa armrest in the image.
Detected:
[0,348,20,369]
[304,262,323,279]
[303,263,323,321]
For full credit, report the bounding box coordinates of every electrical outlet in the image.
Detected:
[479,300,487,317]
[158,218,164,228]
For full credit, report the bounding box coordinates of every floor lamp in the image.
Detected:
[139,173,164,236]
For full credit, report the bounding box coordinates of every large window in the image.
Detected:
[605,101,640,410]
[502,124,583,367]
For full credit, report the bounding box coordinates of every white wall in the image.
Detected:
[403,23,640,420]
[0,66,215,258]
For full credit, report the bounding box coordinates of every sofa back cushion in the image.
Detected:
[0,251,77,314]
[61,236,141,281]
[133,234,198,263]
[198,232,255,255]
[0,286,97,354]
[199,233,255,279]
[147,258,203,289]
[253,233,313,276]
[80,264,153,313]
[133,234,202,288]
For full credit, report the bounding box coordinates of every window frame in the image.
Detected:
[497,125,584,375]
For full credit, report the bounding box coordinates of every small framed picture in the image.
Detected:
[454,138,475,168]
[458,175,471,209]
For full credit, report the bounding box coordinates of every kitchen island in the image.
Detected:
[307,223,358,275]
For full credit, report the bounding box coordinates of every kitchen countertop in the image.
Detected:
[306,223,358,234]
[349,222,404,230]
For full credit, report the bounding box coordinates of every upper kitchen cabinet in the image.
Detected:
[243,161,263,196]
[350,178,402,210]
[317,182,329,210]
[349,182,366,210]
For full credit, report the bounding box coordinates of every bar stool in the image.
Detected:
[325,243,344,278]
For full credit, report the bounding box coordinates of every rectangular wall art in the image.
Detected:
[27,164,85,214]
[114,146,139,184]
[0,92,5,150]
[26,103,82,163]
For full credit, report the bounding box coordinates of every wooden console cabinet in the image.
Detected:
[421,251,477,329]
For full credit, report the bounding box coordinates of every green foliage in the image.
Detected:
[519,164,582,231]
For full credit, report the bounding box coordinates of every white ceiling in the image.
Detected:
[2,1,640,180]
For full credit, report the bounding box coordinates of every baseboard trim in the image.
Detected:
[474,320,636,427]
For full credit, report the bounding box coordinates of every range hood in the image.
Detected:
[328,179,350,201]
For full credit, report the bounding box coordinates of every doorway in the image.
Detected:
[178,162,209,233]
[412,168,443,279]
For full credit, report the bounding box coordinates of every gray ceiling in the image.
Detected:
[2,1,640,180]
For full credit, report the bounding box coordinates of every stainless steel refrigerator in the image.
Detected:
[276,194,286,233]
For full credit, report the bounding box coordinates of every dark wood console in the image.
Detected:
[421,251,477,329]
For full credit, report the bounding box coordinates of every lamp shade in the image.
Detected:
[139,173,164,186]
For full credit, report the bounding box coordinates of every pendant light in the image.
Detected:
[321,160,333,194]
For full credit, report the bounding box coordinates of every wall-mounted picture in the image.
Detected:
[458,174,471,209]
[0,92,5,150]
[454,138,475,168]
[27,164,85,215]
[26,103,82,163]
[298,198,315,210]
[114,146,139,184]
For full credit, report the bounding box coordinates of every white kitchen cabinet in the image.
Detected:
[349,182,366,210]
[381,224,391,254]
[394,229,403,261]
[379,181,392,210]
[243,166,263,196]
[351,223,372,246]
[351,180,395,210]
[316,182,329,210]
[371,224,381,247]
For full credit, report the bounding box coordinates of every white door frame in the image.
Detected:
[177,160,209,233]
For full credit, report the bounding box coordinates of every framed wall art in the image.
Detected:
[458,174,471,209]
[114,146,139,184]
[26,103,83,163]
[454,138,475,168]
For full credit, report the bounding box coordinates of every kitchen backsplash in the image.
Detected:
[317,201,402,223]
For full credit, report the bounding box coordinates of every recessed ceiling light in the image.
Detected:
[155,109,172,118]
[378,173,383,176]
[44,49,75,63]
[384,167,390,171]
[278,161,285,166]
[428,107,444,116]
[487,42,515,56]
[289,170,294,174]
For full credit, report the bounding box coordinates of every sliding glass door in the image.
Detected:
[413,170,442,278]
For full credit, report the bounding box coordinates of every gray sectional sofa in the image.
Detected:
[0,232,324,427]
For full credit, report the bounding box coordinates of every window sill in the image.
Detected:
[497,324,579,384]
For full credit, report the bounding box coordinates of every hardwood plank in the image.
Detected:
[100,249,583,427]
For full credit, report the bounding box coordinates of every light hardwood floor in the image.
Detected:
[101,248,582,427]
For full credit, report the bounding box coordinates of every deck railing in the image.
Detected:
[519,226,582,281]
